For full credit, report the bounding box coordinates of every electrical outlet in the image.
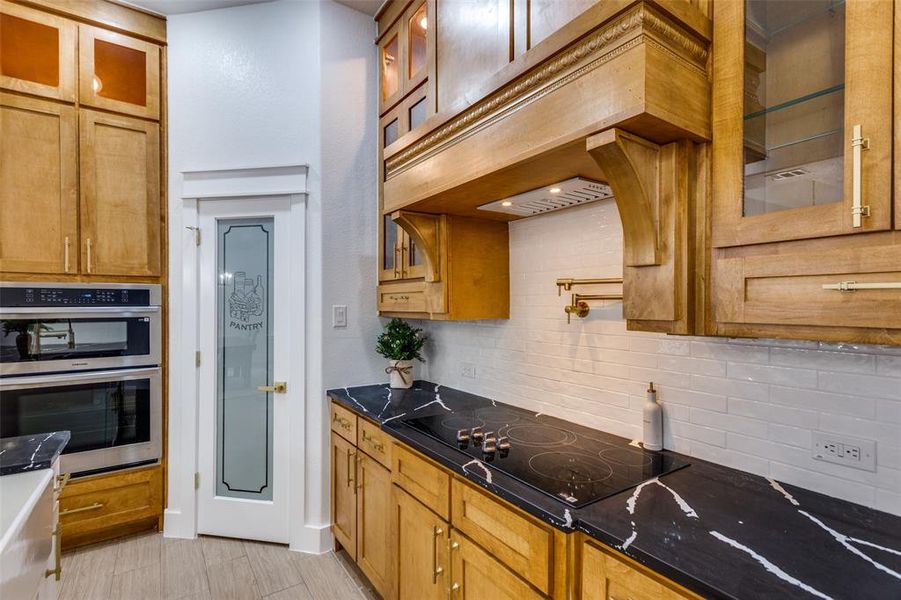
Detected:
[812,432,876,472]
[461,362,477,379]
[332,305,347,328]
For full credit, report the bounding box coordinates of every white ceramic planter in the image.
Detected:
[387,359,414,389]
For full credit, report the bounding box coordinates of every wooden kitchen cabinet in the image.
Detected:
[581,539,700,600]
[376,0,435,117]
[0,93,78,275]
[393,485,449,600]
[356,452,393,598]
[331,433,358,560]
[378,211,509,320]
[0,0,77,102]
[79,109,161,277]
[710,0,901,342]
[449,530,543,600]
[78,24,160,120]
[380,216,425,282]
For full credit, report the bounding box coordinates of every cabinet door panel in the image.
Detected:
[356,455,392,598]
[393,486,448,600]
[436,0,512,113]
[79,25,160,120]
[581,541,696,600]
[711,0,893,246]
[331,434,357,559]
[379,20,404,114]
[449,531,542,600]
[79,109,160,277]
[0,1,76,101]
[0,93,77,274]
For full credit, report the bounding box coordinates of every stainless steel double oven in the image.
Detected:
[0,283,162,476]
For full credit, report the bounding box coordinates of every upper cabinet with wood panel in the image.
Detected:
[0,1,165,281]
[710,0,901,344]
[79,25,160,120]
[0,93,78,274]
[0,1,76,101]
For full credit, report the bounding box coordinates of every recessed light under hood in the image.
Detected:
[477,177,613,217]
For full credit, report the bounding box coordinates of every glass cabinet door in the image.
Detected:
[78,25,160,120]
[379,22,403,113]
[407,2,428,88]
[0,2,76,101]
[404,231,426,279]
[380,214,400,281]
[712,0,892,247]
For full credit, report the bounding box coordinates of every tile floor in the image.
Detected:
[59,532,378,600]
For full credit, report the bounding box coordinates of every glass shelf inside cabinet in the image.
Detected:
[742,0,845,217]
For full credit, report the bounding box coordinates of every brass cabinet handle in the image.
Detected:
[432,526,444,583]
[450,582,461,595]
[851,124,870,227]
[60,502,103,516]
[400,243,407,278]
[86,238,93,273]
[388,295,410,301]
[346,448,357,490]
[44,526,61,580]
[257,381,287,394]
[361,430,384,453]
[55,472,71,495]
[393,244,400,278]
[63,236,71,273]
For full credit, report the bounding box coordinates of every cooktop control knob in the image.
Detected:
[471,426,484,443]
[456,428,470,442]
[482,439,497,456]
[497,436,510,452]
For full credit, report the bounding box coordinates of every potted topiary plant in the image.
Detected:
[376,318,427,389]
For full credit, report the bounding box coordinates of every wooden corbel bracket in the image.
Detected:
[586,128,662,267]
[391,210,442,282]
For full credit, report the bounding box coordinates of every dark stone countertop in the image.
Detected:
[327,382,901,600]
[0,431,70,476]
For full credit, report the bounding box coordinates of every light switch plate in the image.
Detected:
[812,431,876,472]
[332,305,347,328]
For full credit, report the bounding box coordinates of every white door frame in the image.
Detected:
[166,165,316,550]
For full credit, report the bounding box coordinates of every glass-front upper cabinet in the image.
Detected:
[711,0,893,247]
[79,25,160,120]
[377,0,434,118]
[380,215,424,282]
[0,1,76,101]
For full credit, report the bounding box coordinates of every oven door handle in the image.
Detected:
[0,367,161,390]
[0,306,160,316]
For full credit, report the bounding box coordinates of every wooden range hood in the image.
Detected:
[383,0,711,334]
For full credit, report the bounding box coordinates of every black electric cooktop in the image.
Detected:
[402,404,689,508]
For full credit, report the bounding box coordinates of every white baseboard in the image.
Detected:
[290,523,332,554]
[162,508,196,539]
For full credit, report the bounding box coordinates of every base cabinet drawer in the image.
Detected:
[450,530,543,600]
[331,402,358,443]
[59,466,162,549]
[358,419,392,468]
[451,478,554,594]
[581,540,699,600]
[378,283,429,313]
[392,444,450,520]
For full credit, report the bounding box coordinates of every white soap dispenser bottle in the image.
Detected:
[642,382,663,451]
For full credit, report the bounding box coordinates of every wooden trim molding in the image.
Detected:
[384,2,708,181]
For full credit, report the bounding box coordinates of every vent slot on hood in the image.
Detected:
[477,177,613,217]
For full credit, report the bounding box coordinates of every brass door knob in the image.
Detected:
[257,381,287,393]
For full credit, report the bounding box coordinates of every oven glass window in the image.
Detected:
[0,379,151,454]
[0,317,151,363]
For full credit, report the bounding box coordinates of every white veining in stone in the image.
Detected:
[626,478,698,519]
[382,412,407,424]
[626,478,658,515]
[414,396,451,412]
[797,510,901,581]
[26,433,55,469]
[462,459,493,484]
[709,531,832,600]
[621,529,638,550]
[768,479,800,506]
[344,388,368,412]
[563,509,573,527]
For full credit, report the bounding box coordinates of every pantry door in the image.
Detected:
[196,197,292,542]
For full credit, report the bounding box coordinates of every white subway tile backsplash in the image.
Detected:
[420,200,901,517]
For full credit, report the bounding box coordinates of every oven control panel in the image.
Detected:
[1,287,152,307]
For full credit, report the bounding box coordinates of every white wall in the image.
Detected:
[421,201,901,517]
[165,0,380,550]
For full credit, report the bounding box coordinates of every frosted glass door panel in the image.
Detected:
[743,0,845,216]
[216,218,274,500]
